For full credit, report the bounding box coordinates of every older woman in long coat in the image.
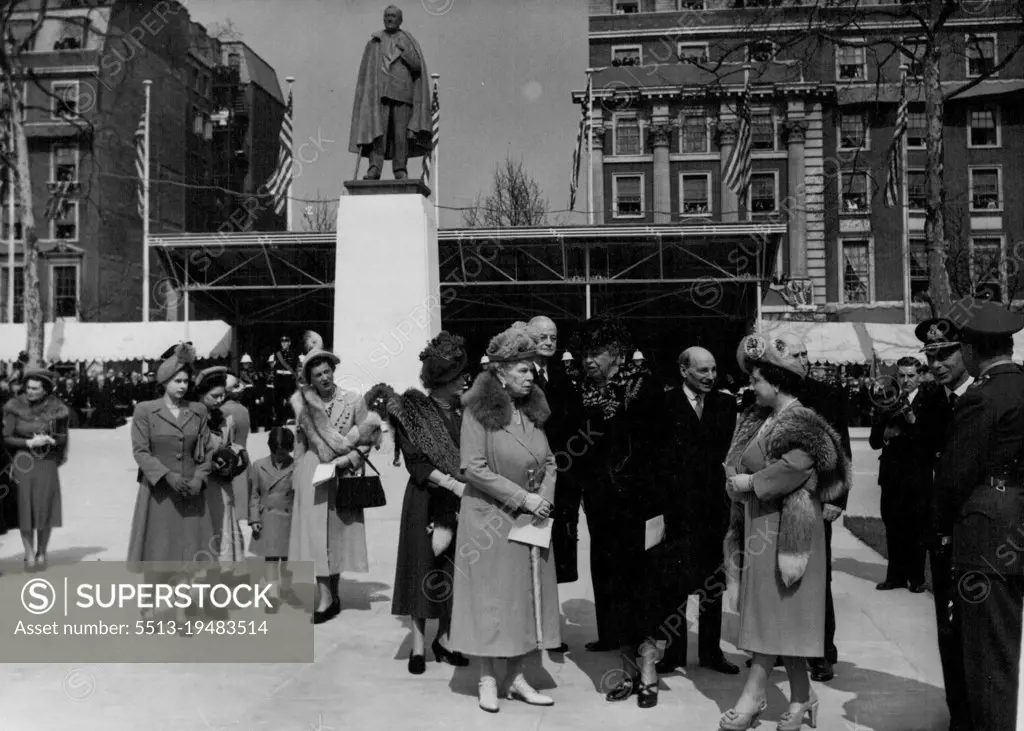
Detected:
[449,322,560,714]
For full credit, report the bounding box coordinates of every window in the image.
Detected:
[968,106,1000,147]
[679,0,705,8]
[678,43,708,64]
[751,113,777,151]
[972,236,1004,291]
[838,109,868,149]
[613,174,644,218]
[2,203,23,241]
[612,45,642,67]
[614,116,642,155]
[0,266,24,323]
[910,238,929,298]
[969,167,1001,211]
[50,263,79,319]
[53,17,88,50]
[837,44,867,80]
[51,81,79,119]
[614,1,640,13]
[966,34,997,77]
[50,200,78,240]
[902,38,925,79]
[680,173,711,215]
[679,110,709,153]
[907,103,926,148]
[908,170,926,210]
[747,40,776,63]
[840,168,870,212]
[749,172,778,213]
[51,143,78,183]
[842,240,871,304]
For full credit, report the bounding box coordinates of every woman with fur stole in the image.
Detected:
[717,334,851,731]
[381,332,470,674]
[288,349,382,624]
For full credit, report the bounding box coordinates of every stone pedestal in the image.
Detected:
[333,183,440,395]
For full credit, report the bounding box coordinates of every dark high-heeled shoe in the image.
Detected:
[605,672,639,703]
[637,680,658,709]
[431,638,468,666]
[312,597,340,624]
[408,651,426,675]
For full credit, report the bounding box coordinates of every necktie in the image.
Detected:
[535,367,548,390]
[949,391,958,409]
[694,394,704,420]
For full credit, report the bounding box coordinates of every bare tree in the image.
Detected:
[206,19,243,42]
[301,192,337,233]
[461,155,550,228]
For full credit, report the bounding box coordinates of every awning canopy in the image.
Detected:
[759,321,872,364]
[863,323,925,365]
[0,321,233,363]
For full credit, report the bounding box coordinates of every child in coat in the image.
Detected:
[248,428,295,612]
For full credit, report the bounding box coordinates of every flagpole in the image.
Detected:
[285,77,295,232]
[431,73,440,226]
[7,114,15,325]
[900,65,911,325]
[586,68,595,226]
[142,79,151,322]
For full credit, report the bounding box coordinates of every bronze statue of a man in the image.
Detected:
[348,5,433,180]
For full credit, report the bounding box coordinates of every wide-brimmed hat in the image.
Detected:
[736,334,807,380]
[195,366,229,392]
[301,349,341,383]
[945,296,1024,340]
[419,331,467,388]
[156,342,196,385]
[22,369,58,390]
[486,322,538,363]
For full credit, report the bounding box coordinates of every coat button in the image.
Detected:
[175,453,182,459]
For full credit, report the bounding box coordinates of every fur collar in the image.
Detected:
[290,385,381,463]
[462,371,550,431]
[388,388,461,476]
[3,394,70,422]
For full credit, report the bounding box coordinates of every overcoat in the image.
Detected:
[221,398,251,519]
[248,455,295,558]
[126,399,215,566]
[2,394,69,531]
[448,372,562,657]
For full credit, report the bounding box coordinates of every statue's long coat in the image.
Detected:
[347,30,433,161]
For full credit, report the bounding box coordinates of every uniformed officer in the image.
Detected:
[916,315,974,731]
[933,297,1024,730]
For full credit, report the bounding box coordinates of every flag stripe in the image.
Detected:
[266,91,293,216]
[569,75,591,211]
[423,80,440,186]
[135,112,146,218]
[884,74,909,208]
[723,90,752,199]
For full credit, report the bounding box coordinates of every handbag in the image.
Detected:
[336,450,387,511]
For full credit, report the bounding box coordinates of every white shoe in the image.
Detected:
[506,675,554,706]
[478,678,500,713]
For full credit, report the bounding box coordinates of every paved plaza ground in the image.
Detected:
[0,425,949,731]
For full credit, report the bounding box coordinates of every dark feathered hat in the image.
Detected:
[569,315,633,357]
[419,331,467,389]
[156,342,196,385]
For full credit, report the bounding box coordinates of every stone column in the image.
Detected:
[591,117,605,225]
[717,118,739,222]
[784,117,809,279]
[650,121,672,223]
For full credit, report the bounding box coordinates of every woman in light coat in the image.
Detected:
[449,322,560,713]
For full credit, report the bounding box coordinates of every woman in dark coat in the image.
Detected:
[126,343,215,623]
[382,332,470,675]
[718,334,851,731]
[2,370,69,570]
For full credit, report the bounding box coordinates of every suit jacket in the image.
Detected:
[662,388,737,568]
[869,386,944,488]
[933,363,1024,574]
[800,377,852,510]
[534,360,585,459]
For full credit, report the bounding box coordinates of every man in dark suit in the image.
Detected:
[869,356,934,593]
[933,298,1024,730]
[652,346,739,675]
[529,316,585,654]
[916,315,973,731]
[776,331,851,683]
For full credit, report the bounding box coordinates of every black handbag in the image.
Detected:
[336,450,387,511]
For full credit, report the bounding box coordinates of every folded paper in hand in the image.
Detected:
[313,463,336,486]
[645,514,665,551]
[508,517,553,549]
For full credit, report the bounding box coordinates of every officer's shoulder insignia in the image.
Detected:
[971,376,990,388]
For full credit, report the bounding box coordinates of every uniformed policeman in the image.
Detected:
[933,297,1024,730]
[915,315,974,731]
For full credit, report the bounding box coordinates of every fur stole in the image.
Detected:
[3,393,70,423]
[723,404,852,588]
[290,386,381,464]
[388,388,461,476]
[462,371,550,431]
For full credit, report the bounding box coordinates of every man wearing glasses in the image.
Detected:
[915,316,972,731]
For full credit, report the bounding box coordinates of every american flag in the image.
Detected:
[723,87,752,202]
[569,74,591,211]
[266,91,294,216]
[884,72,909,208]
[422,79,440,187]
[134,110,146,218]
[44,178,73,220]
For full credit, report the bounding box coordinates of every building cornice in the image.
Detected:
[25,65,100,76]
